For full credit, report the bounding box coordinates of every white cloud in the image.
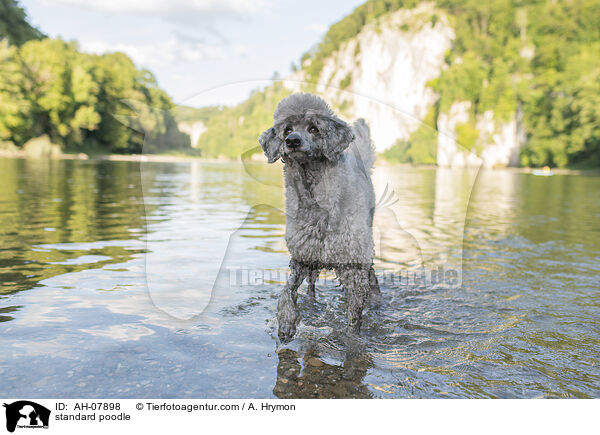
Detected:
[232,44,249,57]
[80,36,224,67]
[178,80,271,107]
[48,0,269,26]
[305,23,327,34]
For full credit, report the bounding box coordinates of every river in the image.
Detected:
[0,158,598,398]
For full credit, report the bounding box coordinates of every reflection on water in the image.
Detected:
[0,159,147,296]
[0,158,599,398]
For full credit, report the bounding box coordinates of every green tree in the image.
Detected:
[0,37,189,153]
[0,0,44,46]
[383,108,438,164]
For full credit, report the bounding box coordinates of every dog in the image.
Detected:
[258,93,379,342]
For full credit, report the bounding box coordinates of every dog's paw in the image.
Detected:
[278,322,297,343]
[277,291,299,343]
[344,317,362,336]
[369,290,382,307]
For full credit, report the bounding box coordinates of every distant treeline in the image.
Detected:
[196,83,291,159]
[0,0,190,154]
[173,105,223,124]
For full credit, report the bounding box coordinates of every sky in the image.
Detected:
[21,0,366,107]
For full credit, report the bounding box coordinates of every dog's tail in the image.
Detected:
[351,118,376,170]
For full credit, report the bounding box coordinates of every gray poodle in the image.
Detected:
[259,93,379,342]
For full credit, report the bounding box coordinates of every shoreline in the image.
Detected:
[0,149,229,163]
[0,150,598,175]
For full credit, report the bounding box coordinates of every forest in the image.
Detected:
[0,0,190,154]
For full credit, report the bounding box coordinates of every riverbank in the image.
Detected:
[1,148,598,175]
[0,148,217,163]
[373,161,600,176]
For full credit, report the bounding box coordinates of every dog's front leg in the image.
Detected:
[277,259,308,342]
[306,268,319,298]
[369,266,381,301]
[337,266,370,333]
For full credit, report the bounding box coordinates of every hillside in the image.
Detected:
[195,0,600,168]
[186,83,291,159]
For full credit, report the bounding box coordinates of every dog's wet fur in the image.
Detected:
[259,93,379,342]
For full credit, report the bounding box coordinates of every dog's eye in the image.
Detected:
[308,125,319,135]
[284,126,293,136]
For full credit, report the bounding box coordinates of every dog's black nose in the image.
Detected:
[285,132,302,148]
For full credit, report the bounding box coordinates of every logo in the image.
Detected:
[3,401,50,433]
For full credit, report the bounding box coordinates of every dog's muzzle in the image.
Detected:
[285,132,302,149]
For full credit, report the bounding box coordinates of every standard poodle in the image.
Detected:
[259,93,379,342]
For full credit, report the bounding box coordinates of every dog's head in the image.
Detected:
[258,93,354,164]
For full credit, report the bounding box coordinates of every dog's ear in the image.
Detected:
[258,127,282,163]
[322,118,354,162]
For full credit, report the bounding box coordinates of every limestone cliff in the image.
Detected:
[288,2,525,167]
[177,121,206,148]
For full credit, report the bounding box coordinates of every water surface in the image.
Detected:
[1,158,598,398]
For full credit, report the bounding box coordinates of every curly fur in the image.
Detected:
[259,93,379,342]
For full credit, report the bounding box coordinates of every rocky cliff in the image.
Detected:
[289,2,525,168]
[177,121,206,148]
[194,0,597,167]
